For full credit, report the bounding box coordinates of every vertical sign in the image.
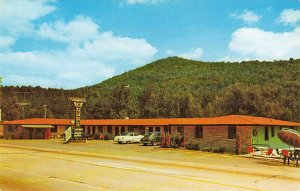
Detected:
[69,97,86,139]
[64,126,72,143]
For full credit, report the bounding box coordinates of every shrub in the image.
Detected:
[171,134,184,149]
[201,146,213,152]
[185,140,201,150]
[104,134,110,140]
[212,146,226,153]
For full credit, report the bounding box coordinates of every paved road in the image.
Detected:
[0,147,299,191]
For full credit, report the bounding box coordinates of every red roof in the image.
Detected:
[0,118,72,125]
[195,115,300,126]
[1,115,300,127]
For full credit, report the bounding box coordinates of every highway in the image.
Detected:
[0,147,300,191]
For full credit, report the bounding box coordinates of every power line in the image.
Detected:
[14,92,33,119]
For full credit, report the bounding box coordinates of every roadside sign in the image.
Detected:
[65,126,72,143]
[69,97,86,141]
[74,132,82,138]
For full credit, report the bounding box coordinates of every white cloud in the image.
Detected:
[231,10,261,24]
[219,56,251,62]
[125,0,165,5]
[0,51,116,88]
[0,0,56,35]
[278,9,300,26]
[166,49,175,56]
[0,36,15,50]
[1,14,157,88]
[79,32,157,64]
[229,27,300,60]
[38,15,99,43]
[37,16,157,65]
[178,48,204,60]
[0,1,157,88]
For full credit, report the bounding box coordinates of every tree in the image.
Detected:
[138,84,160,118]
[110,85,133,119]
[1,88,21,120]
[0,77,2,121]
[83,92,112,119]
[206,84,256,116]
[177,93,201,118]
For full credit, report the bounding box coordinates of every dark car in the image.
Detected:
[81,132,93,140]
[141,132,161,146]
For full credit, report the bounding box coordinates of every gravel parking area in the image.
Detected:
[0,139,296,169]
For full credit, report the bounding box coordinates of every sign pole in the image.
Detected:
[69,97,86,140]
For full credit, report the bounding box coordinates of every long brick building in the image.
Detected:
[1,115,300,154]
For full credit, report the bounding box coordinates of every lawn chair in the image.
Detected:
[282,149,290,165]
[264,148,274,157]
[247,146,255,156]
[100,133,105,140]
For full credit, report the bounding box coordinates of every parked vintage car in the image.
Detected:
[81,132,93,140]
[114,132,144,144]
[141,132,161,146]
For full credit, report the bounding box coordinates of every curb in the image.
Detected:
[1,143,299,181]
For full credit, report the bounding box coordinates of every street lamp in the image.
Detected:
[43,105,47,118]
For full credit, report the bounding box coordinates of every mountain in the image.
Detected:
[1,57,300,121]
[86,57,300,95]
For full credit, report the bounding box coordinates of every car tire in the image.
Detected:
[152,141,157,146]
[143,143,147,146]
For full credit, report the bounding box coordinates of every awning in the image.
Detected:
[21,125,54,128]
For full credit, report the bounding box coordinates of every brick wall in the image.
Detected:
[0,125,3,137]
[103,126,108,134]
[184,126,195,144]
[183,125,252,154]
[203,126,235,152]
[3,125,13,139]
[57,125,65,136]
[237,126,252,153]
[169,126,180,135]
[112,126,116,138]
[102,126,113,140]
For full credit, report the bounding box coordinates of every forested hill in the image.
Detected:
[1,57,300,122]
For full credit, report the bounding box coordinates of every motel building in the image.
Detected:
[0,115,300,154]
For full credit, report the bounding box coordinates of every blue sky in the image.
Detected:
[0,0,300,89]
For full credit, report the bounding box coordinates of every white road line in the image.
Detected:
[23,150,178,175]
[91,161,178,175]
[1,148,266,191]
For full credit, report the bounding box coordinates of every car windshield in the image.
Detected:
[121,132,130,136]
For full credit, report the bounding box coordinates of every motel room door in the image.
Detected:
[252,127,258,145]
[29,128,33,139]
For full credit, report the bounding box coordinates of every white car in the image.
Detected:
[114,132,144,144]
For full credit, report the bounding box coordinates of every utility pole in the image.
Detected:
[43,105,47,118]
[17,103,30,119]
[14,92,32,119]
